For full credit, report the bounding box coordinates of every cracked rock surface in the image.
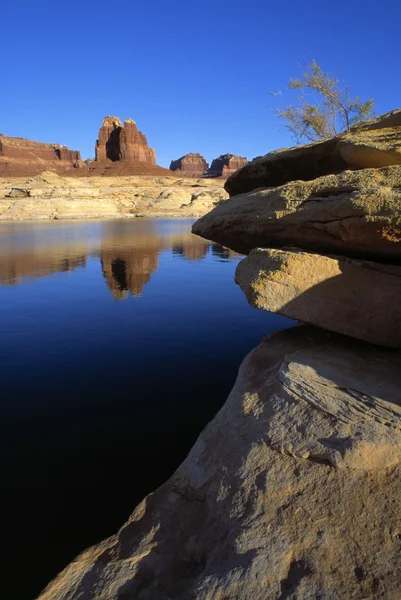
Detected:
[39,326,401,600]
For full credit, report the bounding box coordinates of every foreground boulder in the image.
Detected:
[236,247,401,348]
[225,108,401,196]
[39,326,401,600]
[193,165,401,260]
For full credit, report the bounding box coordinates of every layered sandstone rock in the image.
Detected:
[0,134,82,177]
[193,165,401,260]
[0,172,228,220]
[39,326,401,600]
[95,116,156,164]
[208,153,248,177]
[225,108,401,196]
[170,153,208,177]
[236,247,401,348]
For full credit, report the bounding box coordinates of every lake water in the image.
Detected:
[0,219,293,598]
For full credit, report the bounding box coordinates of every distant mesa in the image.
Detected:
[207,154,248,177]
[0,133,83,177]
[170,153,208,177]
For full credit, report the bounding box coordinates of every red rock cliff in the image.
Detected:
[0,134,82,176]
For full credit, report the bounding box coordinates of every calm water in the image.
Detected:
[0,219,293,598]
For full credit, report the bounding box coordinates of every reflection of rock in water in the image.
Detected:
[211,243,242,262]
[0,252,87,285]
[101,250,159,300]
[172,238,209,261]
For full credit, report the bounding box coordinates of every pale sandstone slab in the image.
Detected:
[39,326,401,599]
[235,247,401,348]
[193,165,401,260]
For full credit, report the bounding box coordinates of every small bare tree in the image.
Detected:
[274,60,374,143]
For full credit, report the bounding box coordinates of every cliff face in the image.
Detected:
[0,135,82,177]
[208,153,248,177]
[170,153,208,177]
[95,116,156,164]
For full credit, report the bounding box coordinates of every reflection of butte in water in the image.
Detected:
[100,221,211,300]
[0,220,211,296]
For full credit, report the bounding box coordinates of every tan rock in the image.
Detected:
[235,247,401,348]
[39,325,401,600]
[0,173,228,220]
[193,165,401,259]
[225,108,401,196]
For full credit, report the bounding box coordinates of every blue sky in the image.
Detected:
[3,0,401,166]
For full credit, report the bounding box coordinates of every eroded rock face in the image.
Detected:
[95,117,156,164]
[192,165,401,260]
[208,153,248,177]
[170,153,208,177]
[236,247,401,348]
[225,108,401,196]
[39,325,401,600]
[0,134,82,177]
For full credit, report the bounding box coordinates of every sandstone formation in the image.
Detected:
[225,108,401,196]
[39,109,401,599]
[95,116,156,164]
[170,153,208,177]
[0,172,228,220]
[39,325,401,600]
[193,164,401,259]
[0,134,82,177]
[236,247,401,348]
[208,153,248,177]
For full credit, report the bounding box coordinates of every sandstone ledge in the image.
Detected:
[39,326,401,599]
[235,247,401,348]
[193,165,401,261]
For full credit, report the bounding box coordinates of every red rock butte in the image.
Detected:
[208,154,248,177]
[169,153,209,177]
[95,116,156,164]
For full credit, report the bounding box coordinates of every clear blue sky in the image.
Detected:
[3,0,401,166]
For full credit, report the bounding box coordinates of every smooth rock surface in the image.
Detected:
[39,325,401,599]
[0,172,228,220]
[225,108,401,196]
[193,165,401,260]
[235,247,401,348]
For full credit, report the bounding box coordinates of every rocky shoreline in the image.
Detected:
[39,109,401,599]
[0,172,228,220]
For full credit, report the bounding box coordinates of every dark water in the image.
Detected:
[0,219,293,598]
